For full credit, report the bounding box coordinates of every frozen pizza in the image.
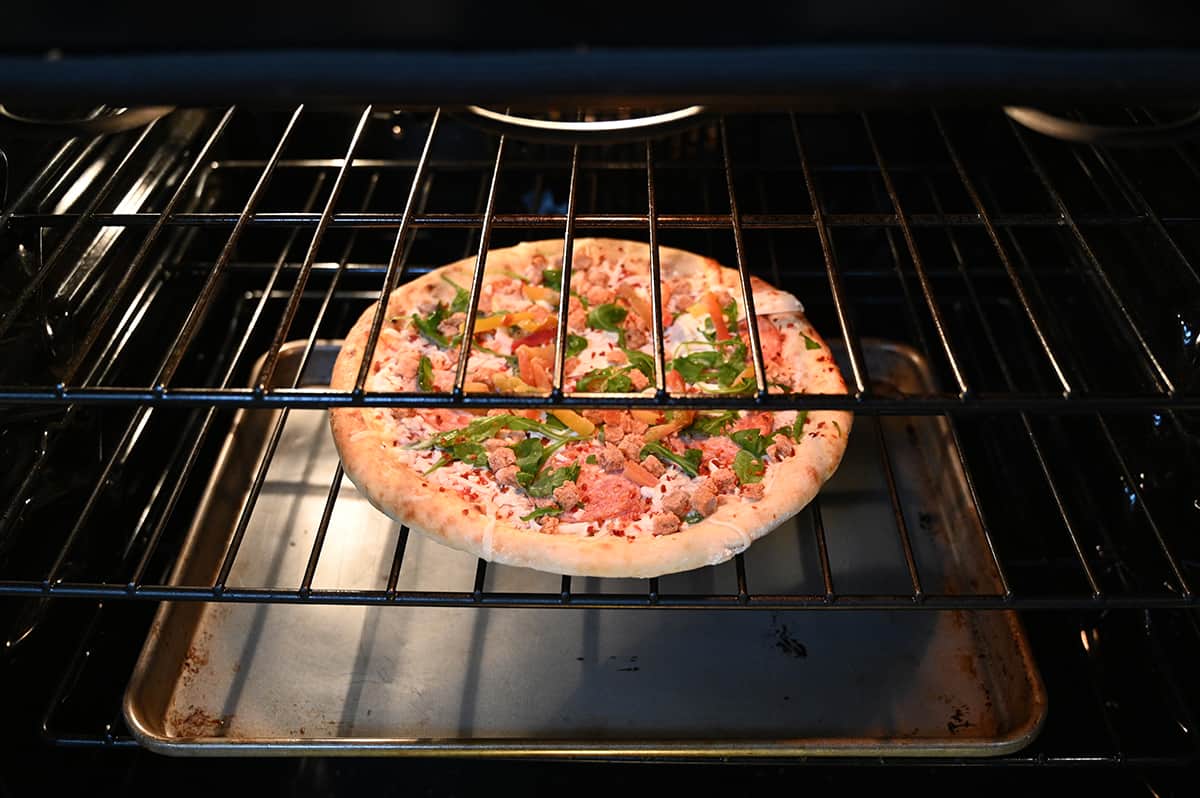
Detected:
[329,238,851,578]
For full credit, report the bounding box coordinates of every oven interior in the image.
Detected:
[1,105,1198,790]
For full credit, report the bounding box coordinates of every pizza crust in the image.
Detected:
[329,238,851,578]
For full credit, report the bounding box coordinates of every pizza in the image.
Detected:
[329,238,851,578]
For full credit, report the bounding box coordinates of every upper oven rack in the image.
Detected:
[0,106,1198,613]
[0,105,1196,413]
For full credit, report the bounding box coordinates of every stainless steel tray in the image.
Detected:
[124,339,1046,758]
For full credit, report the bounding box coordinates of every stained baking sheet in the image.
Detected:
[124,340,1046,757]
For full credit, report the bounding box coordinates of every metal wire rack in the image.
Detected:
[1,106,1197,613]
[1,105,1199,770]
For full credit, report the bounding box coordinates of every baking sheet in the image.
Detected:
[124,340,1046,757]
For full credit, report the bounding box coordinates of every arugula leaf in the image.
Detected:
[411,306,450,347]
[670,338,748,388]
[722,298,738,328]
[730,428,770,457]
[497,268,529,283]
[413,413,578,452]
[587,303,627,334]
[541,268,563,292]
[572,290,589,309]
[417,355,434,391]
[671,350,721,383]
[423,453,453,475]
[623,349,655,380]
[440,275,470,314]
[565,334,588,358]
[512,438,546,477]
[733,450,765,484]
[792,411,809,440]
[586,454,598,465]
[802,333,821,351]
[704,376,756,396]
[521,505,563,522]
[683,510,704,524]
[689,410,739,436]
[576,365,637,393]
[451,442,488,467]
[524,463,581,498]
[639,442,702,477]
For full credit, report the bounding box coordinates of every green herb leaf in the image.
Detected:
[525,463,581,498]
[451,442,488,467]
[792,411,809,440]
[605,373,634,392]
[733,449,765,484]
[512,438,546,477]
[730,428,770,457]
[423,453,453,475]
[497,268,529,283]
[440,275,470,314]
[587,303,627,334]
[683,510,704,524]
[802,333,821,351]
[412,413,578,452]
[417,355,434,392]
[689,410,740,436]
[411,306,450,348]
[722,298,738,328]
[576,365,638,393]
[520,505,563,522]
[565,333,589,358]
[623,349,655,380]
[704,376,756,396]
[542,268,563,292]
[639,442,702,477]
[586,454,598,465]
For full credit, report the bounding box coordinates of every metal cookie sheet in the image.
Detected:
[124,340,1046,757]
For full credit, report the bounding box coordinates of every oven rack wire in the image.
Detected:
[1,107,1198,613]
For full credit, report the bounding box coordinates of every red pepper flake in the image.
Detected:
[586,524,597,535]
[461,509,469,516]
[612,528,625,537]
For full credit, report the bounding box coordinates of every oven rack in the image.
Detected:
[0,107,1198,614]
[0,106,1196,412]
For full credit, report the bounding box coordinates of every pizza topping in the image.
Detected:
[487,446,516,471]
[639,442,703,478]
[661,489,690,519]
[521,505,564,522]
[628,368,650,390]
[597,444,625,473]
[617,433,646,462]
[709,468,738,493]
[652,512,682,536]
[640,455,666,478]
[417,355,434,392]
[742,483,766,500]
[767,433,794,460]
[586,303,628,338]
[495,465,521,487]
[690,483,719,517]
[622,459,662,488]
[577,475,642,521]
[552,482,582,511]
[733,450,765,485]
